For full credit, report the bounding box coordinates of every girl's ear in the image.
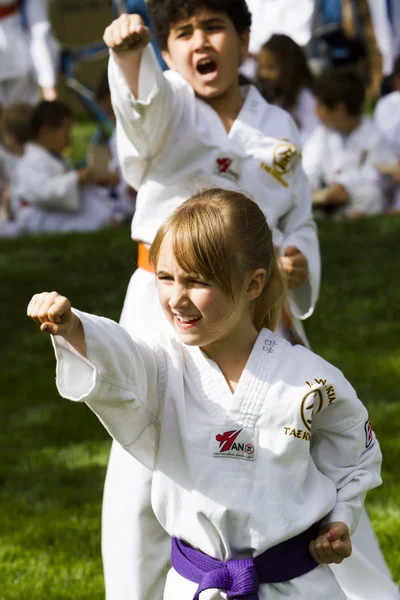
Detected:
[246,269,266,302]
[162,50,176,71]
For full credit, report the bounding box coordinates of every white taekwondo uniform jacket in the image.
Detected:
[53,310,382,600]
[302,117,396,215]
[374,91,400,210]
[15,143,112,234]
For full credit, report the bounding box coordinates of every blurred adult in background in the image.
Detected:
[0,0,60,106]
[257,34,319,145]
[316,0,385,101]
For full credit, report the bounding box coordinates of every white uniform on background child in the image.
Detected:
[102,44,400,600]
[374,91,400,209]
[0,142,22,236]
[14,142,112,234]
[291,88,320,147]
[53,310,382,600]
[0,0,60,106]
[302,117,397,215]
[374,91,400,153]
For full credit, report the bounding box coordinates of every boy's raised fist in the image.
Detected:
[103,14,151,53]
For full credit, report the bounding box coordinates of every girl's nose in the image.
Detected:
[168,285,189,309]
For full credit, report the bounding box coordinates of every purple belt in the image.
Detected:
[171,524,319,599]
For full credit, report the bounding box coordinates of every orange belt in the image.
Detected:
[137,242,154,273]
[0,4,18,18]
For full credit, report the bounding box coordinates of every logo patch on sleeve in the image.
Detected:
[365,419,374,448]
[213,428,256,460]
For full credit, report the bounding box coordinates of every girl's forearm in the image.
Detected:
[63,313,87,358]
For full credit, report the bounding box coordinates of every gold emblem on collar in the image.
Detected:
[260,140,301,188]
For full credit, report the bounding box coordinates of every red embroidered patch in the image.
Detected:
[365,419,374,448]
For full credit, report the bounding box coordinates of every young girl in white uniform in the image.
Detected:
[28,189,383,600]
[257,34,319,146]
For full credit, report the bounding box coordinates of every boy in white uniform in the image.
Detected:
[101,5,399,600]
[303,67,396,218]
[0,0,60,105]
[15,100,113,234]
[28,189,383,600]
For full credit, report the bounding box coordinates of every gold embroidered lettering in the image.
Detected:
[260,162,289,188]
[283,426,310,442]
[326,385,336,404]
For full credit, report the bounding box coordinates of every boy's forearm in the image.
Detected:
[112,50,143,99]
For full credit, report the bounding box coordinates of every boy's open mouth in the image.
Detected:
[197,58,218,75]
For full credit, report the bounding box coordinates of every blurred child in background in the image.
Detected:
[302,67,396,218]
[15,100,114,234]
[0,103,33,236]
[257,34,319,145]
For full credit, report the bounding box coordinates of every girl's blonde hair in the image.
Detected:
[149,189,286,332]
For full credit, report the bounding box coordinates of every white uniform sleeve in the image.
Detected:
[108,45,180,190]
[24,0,60,89]
[334,134,396,197]
[278,120,321,320]
[374,96,400,152]
[52,310,165,470]
[310,371,382,535]
[295,88,320,147]
[17,166,80,211]
[302,126,326,190]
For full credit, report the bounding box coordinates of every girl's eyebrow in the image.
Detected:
[155,269,171,277]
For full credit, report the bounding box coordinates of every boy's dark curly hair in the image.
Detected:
[147,0,252,51]
[314,67,365,116]
[31,101,73,139]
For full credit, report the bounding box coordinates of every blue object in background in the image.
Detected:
[319,0,342,26]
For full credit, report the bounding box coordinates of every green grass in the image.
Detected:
[0,216,400,598]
